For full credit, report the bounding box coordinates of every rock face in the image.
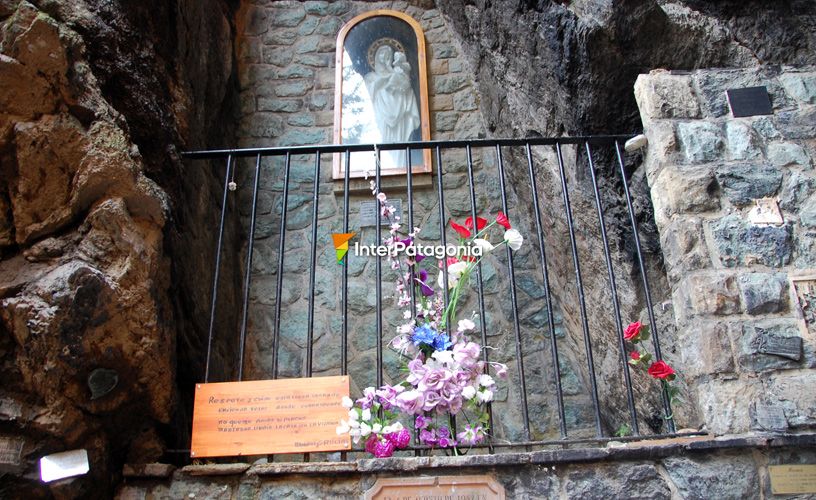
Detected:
[0,0,239,497]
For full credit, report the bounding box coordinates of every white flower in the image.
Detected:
[504,229,523,251]
[478,374,495,387]
[348,410,358,421]
[477,389,494,403]
[457,319,475,332]
[432,350,454,366]
[438,261,469,289]
[361,408,372,421]
[472,238,494,253]
[403,310,412,319]
[341,396,354,409]
[336,420,350,435]
[372,423,382,434]
[360,421,372,437]
[462,386,477,400]
[349,428,361,444]
[377,192,387,202]
[390,421,404,432]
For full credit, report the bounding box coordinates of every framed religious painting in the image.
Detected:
[333,10,432,180]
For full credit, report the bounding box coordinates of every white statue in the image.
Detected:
[364,45,420,169]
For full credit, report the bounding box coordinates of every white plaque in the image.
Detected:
[39,449,89,482]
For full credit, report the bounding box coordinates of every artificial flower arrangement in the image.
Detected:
[336,182,521,458]
[624,321,682,415]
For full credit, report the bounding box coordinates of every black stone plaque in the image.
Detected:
[754,334,803,361]
[727,86,773,118]
[752,403,788,432]
[359,199,403,227]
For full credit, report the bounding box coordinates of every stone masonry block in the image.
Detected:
[269,5,306,28]
[659,217,710,282]
[431,94,453,111]
[779,170,816,212]
[778,72,816,105]
[677,121,724,163]
[634,72,700,122]
[676,272,741,318]
[765,371,816,428]
[711,214,792,267]
[725,121,761,160]
[767,142,812,168]
[240,5,268,36]
[696,377,761,434]
[679,320,735,378]
[643,121,676,185]
[693,67,793,118]
[737,272,788,315]
[714,162,782,206]
[651,166,719,226]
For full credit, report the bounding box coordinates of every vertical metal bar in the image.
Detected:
[341,149,351,462]
[271,152,292,380]
[205,155,233,383]
[237,154,261,381]
[585,143,639,435]
[465,145,494,454]
[306,153,321,378]
[375,149,383,390]
[614,141,675,432]
[495,145,531,445]
[525,143,567,439]
[406,147,417,320]
[555,142,603,436]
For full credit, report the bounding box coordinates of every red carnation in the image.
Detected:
[647,360,675,380]
[465,216,488,231]
[623,321,643,341]
[496,211,511,229]
[450,220,471,238]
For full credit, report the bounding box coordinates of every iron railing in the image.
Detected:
[182,136,688,460]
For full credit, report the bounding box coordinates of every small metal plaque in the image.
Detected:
[748,198,784,226]
[752,334,803,361]
[769,465,816,494]
[751,403,788,431]
[360,199,402,227]
[40,449,89,482]
[726,86,773,118]
[0,436,24,471]
[365,475,505,500]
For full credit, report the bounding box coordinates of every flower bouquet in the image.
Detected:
[336,183,522,457]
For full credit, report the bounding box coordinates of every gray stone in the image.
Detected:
[714,163,782,206]
[737,272,788,315]
[296,17,319,36]
[676,121,724,163]
[269,5,306,28]
[294,36,321,54]
[564,463,670,500]
[263,28,298,46]
[278,129,327,146]
[287,114,315,127]
[767,142,812,168]
[659,218,710,282]
[257,97,302,113]
[241,6,268,36]
[662,455,758,500]
[316,17,342,36]
[725,121,761,160]
[711,215,792,267]
[277,64,315,80]
[800,195,816,227]
[454,90,478,111]
[750,401,788,431]
[262,47,293,66]
[651,166,719,223]
[694,67,792,118]
[432,44,458,58]
[308,92,331,110]
[274,81,313,97]
[347,281,376,314]
[634,72,700,121]
[432,75,468,94]
[779,170,816,212]
[775,109,816,140]
[750,116,782,141]
[434,111,458,131]
[241,113,283,138]
[677,272,741,317]
[778,72,816,104]
[739,321,804,372]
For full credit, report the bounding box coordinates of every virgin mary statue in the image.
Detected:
[364,45,421,169]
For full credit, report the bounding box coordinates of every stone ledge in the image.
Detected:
[149,433,816,478]
[123,463,176,479]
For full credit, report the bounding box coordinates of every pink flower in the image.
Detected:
[415,415,431,429]
[373,438,396,458]
[386,429,411,449]
[419,428,437,445]
[422,391,442,412]
[418,368,452,392]
[396,390,425,414]
[453,341,481,368]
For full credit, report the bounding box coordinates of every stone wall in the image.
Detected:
[231,0,614,443]
[635,66,816,435]
[116,435,816,499]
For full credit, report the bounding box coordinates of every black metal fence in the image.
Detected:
[182,136,687,460]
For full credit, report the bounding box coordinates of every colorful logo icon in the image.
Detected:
[332,233,355,265]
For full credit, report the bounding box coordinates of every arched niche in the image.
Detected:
[332,10,432,180]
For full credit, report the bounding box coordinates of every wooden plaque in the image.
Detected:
[190,376,351,458]
[365,475,505,500]
[769,465,816,494]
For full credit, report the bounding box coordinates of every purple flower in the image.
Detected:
[416,269,434,297]
[438,426,450,438]
[456,424,485,446]
[365,435,379,454]
[438,437,456,448]
[373,438,396,458]
[386,429,411,449]
[395,389,425,414]
[375,384,401,411]
[418,368,452,392]
[406,358,427,385]
[453,341,481,368]
[415,415,431,429]
[419,428,437,446]
[422,391,442,412]
[356,387,376,409]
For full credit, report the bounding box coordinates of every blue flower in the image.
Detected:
[411,324,437,346]
[432,333,452,351]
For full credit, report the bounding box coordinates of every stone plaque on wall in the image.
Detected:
[360,199,402,227]
[365,475,505,500]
